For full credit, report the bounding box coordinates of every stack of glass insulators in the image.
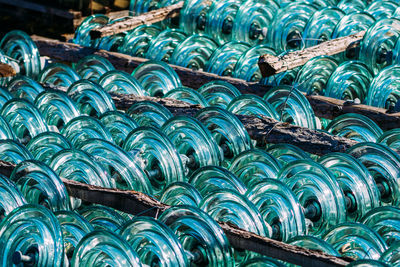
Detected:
[2,13,400,267]
[72,0,400,113]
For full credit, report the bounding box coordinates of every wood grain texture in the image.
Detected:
[258,31,366,77]
[0,63,16,78]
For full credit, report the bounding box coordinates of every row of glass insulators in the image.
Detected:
[1,72,400,263]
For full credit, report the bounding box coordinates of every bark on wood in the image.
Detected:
[90,2,184,39]
[31,36,400,130]
[0,160,352,266]
[0,63,16,78]
[258,31,366,77]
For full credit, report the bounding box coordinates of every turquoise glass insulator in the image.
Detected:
[162,116,223,174]
[227,94,279,120]
[159,205,235,266]
[366,65,400,111]
[100,110,138,146]
[164,86,209,106]
[336,0,366,14]
[326,113,383,142]
[0,114,15,141]
[205,41,250,77]
[361,206,400,246]
[239,256,285,267]
[0,204,64,267]
[123,126,185,195]
[229,149,281,187]
[120,216,189,266]
[34,90,81,129]
[323,222,388,260]
[263,85,319,129]
[380,242,400,266]
[0,30,41,79]
[189,165,247,197]
[0,175,26,221]
[55,210,94,260]
[170,34,218,70]
[79,205,127,231]
[287,235,340,256]
[366,0,398,20]
[71,229,141,267]
[1,99,48,144]
[267,143,312,166]
[50,149,114,188]
[349,259,391,267]
[325,60,373,102]
[38,63,81,87]
[7,76,44,102]
[0,87,12,107]
[160,181,203,207]
[61,115,114,147]
[197,80,241,109]
[378,128,400,153]
[205,0,242,45]
[80,138,152,194]
[73,14,109,47]
[332,12,376,39]
[261,60,299,87]
[267,3,317,52]
[99,70,145,95]
[347,142,400,206]
[120,25,161,57]
[0,139,33,164]
[246,179,307,241]
[319,152,381,221]
[233,0,279,45]
[302,7,345,48]
[360,18,400,75]
[73,55,115,82]
[10,160,71,211]
[233,45,276,82]
[68,79,116,117]
[179,0,213,35]
[127,100,173,128]
[196,107,252,164]
[132,61,182,97]
[278,160,347,236]
[146,29,187,62]
[294,56,338,96]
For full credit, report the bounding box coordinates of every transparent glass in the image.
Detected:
[79,205,127,231]
[100,110,138,146]
[0,174,26,221]
[120,25,161,58]
[267,143,311,166]
[227,94,278,120]
[99,70,145,95]
[0,139,33,164]
[38,63,81,88]
[287,235,340,256]
[7,76,44,103]
[164,86,209,106]
[366,0,398,20]
[145,29,187,62]
[127,100,173,128]
[73,55,115,82]
[160,181,203,207]
[197,80,241,109]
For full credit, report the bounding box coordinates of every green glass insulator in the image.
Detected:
[68,79,116,117]
[127,100,173,128]
[120,25,161,57]
[38,63,81,88]
[7,76,44,102]
[132,61,182,97]
[123,126,185,195]
[197,80,241,109]
[189,166,247,197]
[0,114,15,141]
[71,229,141,267]
[146,29,187,63]
[266,143,311,166]
[239,256,285,267]
[366,0,398,20]
[229,149,281,187]
[164,86,209,106]
[319,152,380,221]
[0,175,26,222]
[73,14,109,47]
[380,242,400,266]
[227,94,279,121]
[337,0,366,14]
[160,181,203,207]
[100,110,138,146]
[326,113,383,142]
[323,222,388,260]
[79,205,127,231]
[0,87,12,107]
[0,139,33,164]
[348,259,391,267]
[0,204,64,266]
[11,160,71,211]
[99,70,145,95]
[287,235,340,256]
[246,179,307,241]
[179,0,212,35]
[73,55,115,82]
[378,128,400,153]
[120,216,189,266]
[159,205,235,266]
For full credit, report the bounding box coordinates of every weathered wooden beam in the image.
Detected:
[0,160,351,266]
[31,36,400,130]
[258,31,366,77]
[89,2,184,39]
[0,0,82,20]
[0,63,16,78]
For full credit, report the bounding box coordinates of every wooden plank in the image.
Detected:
[90,2,184,39]
[73,10,131,31]
[0,63,16,78]
[258,31,366,77]
[0,160,352,266]
[0,0,82,20]
[31,36,400,130]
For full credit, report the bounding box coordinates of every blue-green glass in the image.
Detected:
[336,0,366,14]
[227,94,279,120]
[0,87,12,107]
[0,114,15,141]
[239,256,285,267]
[378,128,400,153]
[127,100,173,128]
[160,181,203,207]
[197,80,241,109]
[79,205,127,231]
[73,55,115,82]
[100,110,138,146]
[287,236,340,256]
[267,143,311,166]
[0,175,26,221]
[146,29,187,62]
[120,25,161,57]
[73,14,109,47]
[0,139,33,164]
[164,86,209,106]
[99,70,145,95]
[38,63,80,87]
[332,12,375,39]
[179,0,213,35]
[380,242,400,266]
[7,76,44,102]
[366,0,398,20]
